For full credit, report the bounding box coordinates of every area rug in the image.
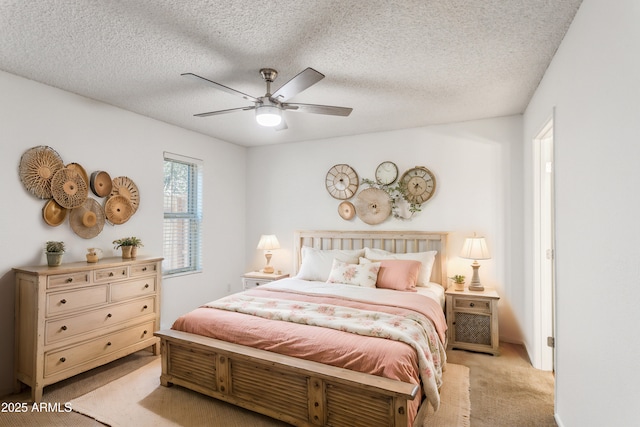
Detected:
[70,358,470,427]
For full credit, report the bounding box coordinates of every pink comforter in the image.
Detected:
[171,278,447,423]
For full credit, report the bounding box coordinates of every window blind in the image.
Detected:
[163,152,202,276]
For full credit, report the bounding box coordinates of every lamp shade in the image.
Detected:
[255,105,282,127]
[460,236,491,260]
[257,234,280,250]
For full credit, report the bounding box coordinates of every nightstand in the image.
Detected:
[445,287,500,355]
[242,271,290,290]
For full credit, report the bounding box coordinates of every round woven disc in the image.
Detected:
[110,176,140,213]
[42,199,68,227]
[70,198,105,239]
[105,195,134,225]
[19,146,64,199]
[338,201,356,220]
[354,188,391,225]
[51,168,89,209]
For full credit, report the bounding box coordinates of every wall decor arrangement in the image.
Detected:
[324,161,437,224]
[19,145,140,239]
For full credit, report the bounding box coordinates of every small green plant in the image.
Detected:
[450,275,466,284]
[45,241,65,253]
[113,237,144,249]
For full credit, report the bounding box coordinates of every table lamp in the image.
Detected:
[460,234,491,291]
[256,234,280,273]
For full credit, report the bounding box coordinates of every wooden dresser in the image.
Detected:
[13,256,162,402]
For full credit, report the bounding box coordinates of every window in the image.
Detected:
[163,152,202,276]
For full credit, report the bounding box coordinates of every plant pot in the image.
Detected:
[46,252,63,267]
[131,246,138,258]
[121,246,133,259]
[454,281,465,291]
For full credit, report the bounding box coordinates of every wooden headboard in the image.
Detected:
[294,230,448,287]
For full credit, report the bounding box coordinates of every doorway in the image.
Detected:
[533,117,555,372]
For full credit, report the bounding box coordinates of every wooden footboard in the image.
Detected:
[155,329,419,427]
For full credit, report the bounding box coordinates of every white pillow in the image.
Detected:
[296,246,365,282]
[364,248,437,286]
[326,259,380,288]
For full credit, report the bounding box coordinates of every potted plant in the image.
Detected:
[113,236,143,259]
[450,274,466,291]
[128,236,143,258]
[45,241,65,266]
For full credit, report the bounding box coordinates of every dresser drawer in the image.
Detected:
[44,321,155,377]
[47,271,91,289]
[243,278,271,288]
[130,262,158,277]
[111,277,156,301]
[45,296,156,344]
[46,286,109,317]
[453,297,491,313]
[94,266,129,282]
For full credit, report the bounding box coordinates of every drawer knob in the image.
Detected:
[109,272,114,277]
[470,302,475,307]
[143,330,148,335]
[60,299,67,304]
[107,313,112,318]
[60,357,66,363]
[61,325,67,331]
[144,284,149,289]
[142,267,147,271]
[106,341,112,346]
[143,305,148,310]
[66,277,73,283]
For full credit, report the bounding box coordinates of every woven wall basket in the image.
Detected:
[110,176,140,213]
[104,195,134,225]
[51,168,89,209]
[19,146,64,199]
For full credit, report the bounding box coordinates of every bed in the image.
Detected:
[155,230,449,427]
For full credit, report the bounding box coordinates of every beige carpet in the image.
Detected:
[69,358,469,427]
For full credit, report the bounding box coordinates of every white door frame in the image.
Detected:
[532,116,555,371]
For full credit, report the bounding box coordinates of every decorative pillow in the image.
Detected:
[296,246,365,282]
[326,259,381,288]
[364,248,437,286]
[360,258,421,291]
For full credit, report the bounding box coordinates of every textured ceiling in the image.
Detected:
[0,0,582,147]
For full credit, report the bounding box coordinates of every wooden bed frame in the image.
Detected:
[155,230,448,427]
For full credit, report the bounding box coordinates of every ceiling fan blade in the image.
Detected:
[182,73,260,103]
[193,106,256,117]
[271,68,324,101]
[283,103,353,116]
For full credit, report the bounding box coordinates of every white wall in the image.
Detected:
[245,116,525,344]
[0,71,246,397]
[523,1,640,425]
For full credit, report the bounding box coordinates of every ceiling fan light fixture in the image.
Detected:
[255,105,282,127]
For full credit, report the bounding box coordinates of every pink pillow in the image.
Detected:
[375,259,421,291]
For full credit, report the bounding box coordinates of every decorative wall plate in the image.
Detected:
[19,146,64,199]
[110,176,140,213]
[51,168,89,209]
[338,201,356,220]
[354,188,391,225]
[104,195,134,225]
[90,171,113,197]
[325,164,358,200]
[399,166,436,204]
[42,199,68,227]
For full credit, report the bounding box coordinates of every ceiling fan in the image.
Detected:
[182,67,353,130]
